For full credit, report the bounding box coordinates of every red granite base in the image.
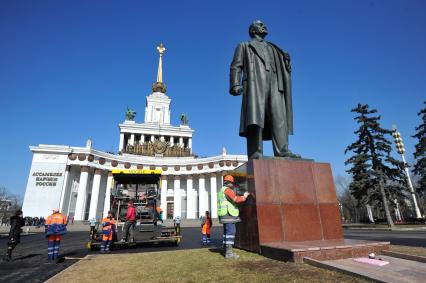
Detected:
[232,159,344,253]
[260,239,390,263]
[229,159,390,263]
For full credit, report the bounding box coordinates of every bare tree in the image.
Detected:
[0,186,21,225]
[335,175,361,223]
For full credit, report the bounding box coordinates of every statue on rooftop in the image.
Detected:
[180,113,189,126]
[125,107,136,121]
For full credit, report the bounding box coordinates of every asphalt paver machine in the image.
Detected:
[87,169,181,250]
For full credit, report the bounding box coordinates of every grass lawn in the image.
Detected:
[390,245,426,257]
[52,248,369,283]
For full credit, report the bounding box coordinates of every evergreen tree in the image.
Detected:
[345,104,406,228]
[412,101,426,211]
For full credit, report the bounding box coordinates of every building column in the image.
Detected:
[189,138,192,153]
[59,165,71,213]
[210,173,218,218]
[74,166,90,221]
[198,174,206,218]
[170,136,174,146]
[179,137,183,147]
[129,134,135,146]
[141,134,145,144]
[161,176,168,219]
[173,176,181,218]
[103,172,114,217]
[160,136,165,142]
[186,175,195,219]
[151,135,155,142]
[88,169,102,220]
[119,133,124,152]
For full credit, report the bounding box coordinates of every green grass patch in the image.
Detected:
[53,248,369,283]
[390,245,426,257]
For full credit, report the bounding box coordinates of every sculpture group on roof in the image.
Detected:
[124,139,192,157]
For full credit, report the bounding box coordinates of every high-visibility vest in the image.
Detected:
[46,212,67,236]
[102,217,115,231]
[202,217,211,234]
[101,217,115,240]
[217,186,239,217]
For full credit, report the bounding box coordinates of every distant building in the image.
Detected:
[22,44,247,220]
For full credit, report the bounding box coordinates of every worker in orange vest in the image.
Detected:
[100,211,116,253]
[156,205,163,224]
[45,208,67,260]
[201,211,212,245]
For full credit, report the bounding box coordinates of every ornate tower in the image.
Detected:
[144,43,171,125]
[118,43,194,156]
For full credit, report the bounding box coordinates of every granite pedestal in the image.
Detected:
[231,159,389,262]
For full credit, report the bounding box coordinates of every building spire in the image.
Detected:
[156,43,165,83]
[152,43,167,93]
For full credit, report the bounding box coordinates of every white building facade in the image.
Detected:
[22,44,247,220]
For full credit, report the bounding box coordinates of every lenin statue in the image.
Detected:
[230,20,299,159]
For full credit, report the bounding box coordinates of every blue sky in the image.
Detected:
[1,0,425,198]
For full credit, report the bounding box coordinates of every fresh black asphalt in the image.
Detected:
[0,228,425,282]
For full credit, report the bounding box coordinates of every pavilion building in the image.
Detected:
[22,44,247,220]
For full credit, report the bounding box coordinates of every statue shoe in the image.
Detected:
[279,150,301,159]
[249,152,263,159]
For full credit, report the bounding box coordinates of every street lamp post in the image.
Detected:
[392,125,422,219]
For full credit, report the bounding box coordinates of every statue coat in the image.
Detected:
[230,40,293,140]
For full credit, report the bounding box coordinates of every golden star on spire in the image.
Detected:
[157,43,166,56]
[156,43,165,83]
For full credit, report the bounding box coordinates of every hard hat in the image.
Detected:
[224,175,234,183]
[52,208,60,212]
[108,210,113,214]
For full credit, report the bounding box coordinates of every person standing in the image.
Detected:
[201,211,212,245]
[120,200,136,243]
[173,215,181,235]
[3,210,25,262]
[218,175,249,259]
[45,208,67,261]
[89,217,97,240]
[156,205,163,224]
[100,211,116,253]
[230,20,299,159]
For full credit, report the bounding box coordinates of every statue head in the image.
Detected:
[249,20,268,39]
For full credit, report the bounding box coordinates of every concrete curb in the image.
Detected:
[382,251,426,263]
[303,257,385,283]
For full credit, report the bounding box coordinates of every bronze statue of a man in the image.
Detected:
[230,20,298,159]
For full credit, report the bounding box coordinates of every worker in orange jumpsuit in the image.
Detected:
[201,211,212,245]
[45,208,67,260]
[100,211,116,253]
